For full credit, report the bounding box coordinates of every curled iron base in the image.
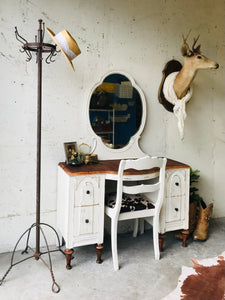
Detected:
[0,223,63,293]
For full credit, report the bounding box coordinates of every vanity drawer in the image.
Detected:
[74,176,100,207]
[166,171,186,197]
[165,169,186,222]
[160,168,189,233]
[165,195,185,222]
[73,205,99,236]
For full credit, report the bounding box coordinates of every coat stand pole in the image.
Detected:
[0,19,64,293]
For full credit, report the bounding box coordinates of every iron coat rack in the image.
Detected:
[0,19,79,293]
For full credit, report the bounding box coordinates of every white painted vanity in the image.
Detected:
[57,71,190,269]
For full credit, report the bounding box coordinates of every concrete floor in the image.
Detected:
[0,217,224,300]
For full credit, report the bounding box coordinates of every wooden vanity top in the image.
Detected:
[59,158,189,177]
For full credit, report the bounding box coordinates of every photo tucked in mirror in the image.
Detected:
[89,73,142,149]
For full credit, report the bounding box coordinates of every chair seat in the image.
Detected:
[105,192,155,213]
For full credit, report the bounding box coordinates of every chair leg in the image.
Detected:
[139,219,145,235]
[133,219,139,237]
[159,233,165,252]
[153,216,160,260]
[111,218,119,271]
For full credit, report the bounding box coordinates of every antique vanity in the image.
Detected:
[57,71,190,269]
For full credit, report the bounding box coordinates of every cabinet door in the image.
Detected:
[166,173,183,222]
[73,176,104,243]
[164,169,190,231]
[74,205,99,236]
[74,176,100,207]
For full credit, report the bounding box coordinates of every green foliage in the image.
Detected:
[190,168,200,184]
[190,168,203,203]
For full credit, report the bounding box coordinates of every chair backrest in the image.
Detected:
[114,156,167,216]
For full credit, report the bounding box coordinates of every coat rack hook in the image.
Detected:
[46,50,57,64]
[15,26,28,44]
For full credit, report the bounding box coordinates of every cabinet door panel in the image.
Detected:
[169,174,183,196]
[74,205,99,236]
[81,181,95,206]
[79,206,94,235]
[74,177,100,207]
[166,196,181,222]
[165,170,186,223]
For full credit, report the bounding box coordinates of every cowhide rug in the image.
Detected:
[161,252,225,300]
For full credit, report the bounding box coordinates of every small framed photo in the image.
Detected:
[64,142,77,164]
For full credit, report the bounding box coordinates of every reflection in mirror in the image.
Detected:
[89,73,142,149]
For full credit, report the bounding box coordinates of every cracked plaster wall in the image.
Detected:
[0,0,224,252]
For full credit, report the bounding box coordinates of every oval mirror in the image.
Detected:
[89,73,143,149]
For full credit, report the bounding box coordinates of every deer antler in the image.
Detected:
[192,35,201,54]
[181,30,192,56]
[182,30,191,43]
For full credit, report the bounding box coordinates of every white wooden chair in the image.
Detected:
[105,156,167,271]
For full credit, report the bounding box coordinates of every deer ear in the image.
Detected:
[181,43,192,57]
[195,45,201,54]
[181,44,188,56]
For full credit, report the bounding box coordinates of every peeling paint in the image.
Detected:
[0,209,56,220]
[0,213,20,219]
[41,12,51,21]
[1,32,6,41]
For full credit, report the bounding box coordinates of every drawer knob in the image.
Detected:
[86,190,90,194]
[85,219,89,223]
[175,182,179,186]
[175,208,179,212]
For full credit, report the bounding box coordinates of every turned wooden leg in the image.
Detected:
[181,230,189,247]
[159,234,165,252]
[64,248,74,270]
[96,243,103,264]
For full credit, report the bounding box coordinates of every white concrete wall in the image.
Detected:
[0,0,224,252]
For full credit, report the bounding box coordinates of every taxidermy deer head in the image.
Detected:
[158,32,219,140]
[174,32,219,99]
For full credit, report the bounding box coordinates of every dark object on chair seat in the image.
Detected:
[105,192,155,213]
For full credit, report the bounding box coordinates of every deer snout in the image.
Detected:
[209,62,219,69]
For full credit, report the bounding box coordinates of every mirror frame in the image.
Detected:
[87,71,147,159]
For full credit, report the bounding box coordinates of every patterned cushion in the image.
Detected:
[105,192,154,213]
